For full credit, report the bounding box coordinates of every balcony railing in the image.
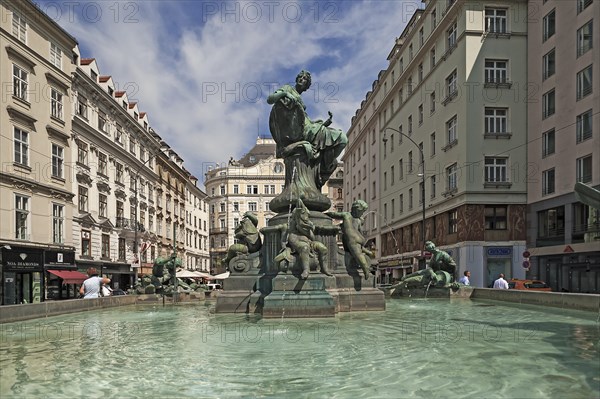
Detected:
[116,217,145,232]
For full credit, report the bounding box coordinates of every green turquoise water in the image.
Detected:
[1,299,598,398]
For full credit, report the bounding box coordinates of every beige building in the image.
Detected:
[185,177,210,272]
[0,0,78,304]
[204,137,284,273]
[526,0,599,293]
[345,0,529,287]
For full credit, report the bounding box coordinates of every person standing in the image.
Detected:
[493,273,509,289]
[459,271,471,285]
[79,267,111,299]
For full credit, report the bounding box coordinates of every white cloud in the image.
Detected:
[52,0,416,185]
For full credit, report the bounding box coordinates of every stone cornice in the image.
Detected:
[0,171,74,202]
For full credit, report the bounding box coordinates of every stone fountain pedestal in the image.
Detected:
[215,212,385,318]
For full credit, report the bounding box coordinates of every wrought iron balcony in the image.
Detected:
[116,217,145,232]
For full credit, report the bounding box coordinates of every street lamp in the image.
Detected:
[383,127,426,262]
[132,148,169,285]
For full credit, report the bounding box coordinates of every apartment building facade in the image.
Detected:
[204,137,284,273]
[0,0,78,304]
[526,0,599,293]
[185,177,210,272]
[345,0,529,287]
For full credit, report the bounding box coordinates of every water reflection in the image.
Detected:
[0,300,598,398]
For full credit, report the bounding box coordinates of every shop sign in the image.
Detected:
[487,247,512,257]
[45,250,75,268]
[4,251,43,271]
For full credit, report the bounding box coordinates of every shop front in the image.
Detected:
[45,250,80,300]
[484,246,514,288]
[102,262,134,291]
[376,258,415,286]
[1,246,43,305]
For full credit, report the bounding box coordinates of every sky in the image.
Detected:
[37,0,421,184]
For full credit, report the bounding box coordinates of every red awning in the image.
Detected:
[47,270,88,284]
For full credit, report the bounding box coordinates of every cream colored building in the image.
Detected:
[0,0,78,304]
[185,177,210,272]
[345,0,529,287]
[526,0,599,293]
[204,137,285,273]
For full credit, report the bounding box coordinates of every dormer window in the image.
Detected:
[91,70,98,81]
[108,87,114,96]
[122,100,127,109]
[134,112,138,120]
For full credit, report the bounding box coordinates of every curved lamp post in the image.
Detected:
[132,148,169,285]
[383,127,426,261]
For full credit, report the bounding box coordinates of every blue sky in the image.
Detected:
[37,0,421,183]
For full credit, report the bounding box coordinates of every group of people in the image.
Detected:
[456,270,510,289]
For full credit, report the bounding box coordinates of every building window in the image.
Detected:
[419,27,424,47]
[430,92,436,114]
[399,194,404,213]
[542,50,555,80]
[12,11,26,42]
[538,207,564,238]
[398,158,404,181]
[577,20,593,57]
[50,43,62,69]
[484,108,508,134]
[115,125,123,145]
[485,206,507,230]
[101,234,110,259]
[115,163,124,184]
[233,202,239,212]
[542,89,555,119]
[408,152,413,173]
[14,127,29,166]
[447,163,458,191]
[219,218,226,229]
[99,194,107,218]
[446,69,457,98]
[118,238,126,260]
[542,168,555,195]
[542,129,555,157]
[51,144,63,178]
[391,166,395,186]
[430,47,436,67]
[576,109,593,143]
[485,59,508,83]
[98,152,107,176]
[578,0,593,13]
[430,133,436,157]
[576,155,592,183]
[15,194,29,239]
[576,65,593,100]
[232,184,239,194]
[543,9,555,42]
[409,43,413,61]
[81,230,91,257]
[91,71,98,82]
[248,202,257,211]
[12,64,28,101]
[446,116,457,145]
[485,8,507,33]
[448,209,458,234]
[408,115,413,135]
[409,188,413,210]
[247,185,258,194]
[220,202,225,212]
[78,186,88,212]
[418,104,424,125]
[50,88,63,120]
[129,138,136,155]
[431,175,436,198]
[407,77,413,95]
[77,143,88,165]
[76,95,88,119]
[52,204,64,243]
[418,63,424,83]
[484,157,508,183]
[447,21,457,49]
[431,9,437,29]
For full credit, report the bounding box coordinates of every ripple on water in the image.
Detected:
[0,300,599,399]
